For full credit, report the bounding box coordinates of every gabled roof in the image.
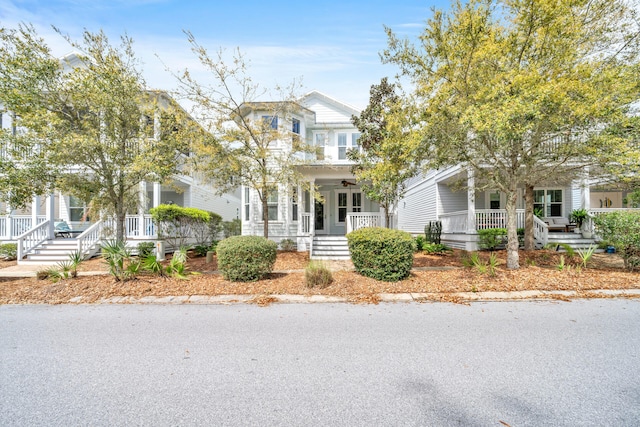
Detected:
[299,90,361,116]
[236,101,315,119]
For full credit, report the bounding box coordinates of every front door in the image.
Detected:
[314,191,329,235]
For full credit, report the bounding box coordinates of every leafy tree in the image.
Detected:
[349,77,421,228]
[383,0,640,269]
[0,25,195,242]
[172,34,315,238]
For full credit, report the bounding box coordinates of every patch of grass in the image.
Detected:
[305,261,333,288]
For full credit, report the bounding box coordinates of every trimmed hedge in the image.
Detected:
[347,227,415,282]
[216,236,277,281]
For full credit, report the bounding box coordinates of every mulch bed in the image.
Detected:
[0,250,638,305]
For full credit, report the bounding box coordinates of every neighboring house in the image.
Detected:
[0,54,240,264]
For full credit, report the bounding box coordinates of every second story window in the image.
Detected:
[314,133,327,160]
[338,133,348,160]
[267,189,279,221]
[292,118,300,134]
[262,115,278,130]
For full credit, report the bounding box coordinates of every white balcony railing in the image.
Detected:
[346,212,382,234]
[301,213,311,235]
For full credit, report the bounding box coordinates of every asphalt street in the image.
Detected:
[1,300,639,426]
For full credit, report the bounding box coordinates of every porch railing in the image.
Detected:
[77,220,104,259]
[533,215,549,247]
[440,211,468,233]
[103,214,156,239]
[476,209,525,230]
[346,212,382,234]
[0,215,47,239]
[16,220,50,260]
[301,213,311,235]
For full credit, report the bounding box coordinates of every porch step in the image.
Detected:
[311,236,350,260]
[19,239,82,265]
[546,233,598,251]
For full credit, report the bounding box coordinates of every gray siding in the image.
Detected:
[397,176,437,235]
[437,183,468,213]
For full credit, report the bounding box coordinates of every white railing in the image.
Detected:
[533,215,549,247]
[76,220,104,259]
[16,220,50,260]
[475,209,525,230]
[439,211,468,233]
[0,215,47,239]
[103,214,156,239]
[346,212,382,234]
[301,213,311,235]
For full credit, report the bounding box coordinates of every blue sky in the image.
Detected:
[0,0,448,109]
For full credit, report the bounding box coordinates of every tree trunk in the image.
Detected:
[262,196,269,239]
[524,185,535,250]
[505,189,520,270]
[116,201,126,243]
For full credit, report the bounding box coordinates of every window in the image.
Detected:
[267,189,278,221]
[314,133,327,160]
[291,188,298,221]
[292,118,300,134]
[490,192,501,209]
[262,115,278,130]
[244,187,250,221]
[534,189,563,217]
[69,196,89,222]
[337,133,348,160]
[338,192,348,222]
[352,192,362,212]
[351,133,360,149]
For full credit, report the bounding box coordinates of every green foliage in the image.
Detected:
[466,251,498,276]
[593,211,640,271]
[193,241,217,257]
[557,255,566,271]
[216,236,277,282]
[101,240,140,282]
[136,242,155,258]
[0,243,17,261]
[305,261,333,288]
[570,209,589,229]
[424,221,442,244]
[222,219,242,238]
[349,78,421,226]
[576,244,597,268]
[150,204,211,249]
[544,242,575,258]
[422,243,452,254]
[414,235,425,252]
[346,227,415,282]
[279,238,297,252]
[478,228,507,251]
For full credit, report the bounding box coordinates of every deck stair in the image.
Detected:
[19,239,82,265]
[545,232,598,252]
[311,236,350,260]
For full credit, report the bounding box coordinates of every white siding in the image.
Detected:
[437,183,468,213]
[397,175,438,235]
[304,99,352,123]
[189,184,240,221]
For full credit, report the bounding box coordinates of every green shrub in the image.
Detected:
[414,236,425,252]
[150,204,211,249]
[593,211,640,271]
[478,228,507,250]
[279,238,297,252]
[136,242,155,258]
[0,243,17,260]
[222,218,242,238]
[305,261,333,288]
[216,236,277,281]
[423,242,452,254]
[101,240,140,282]
[193,241,217,257]
[346,227,415,282]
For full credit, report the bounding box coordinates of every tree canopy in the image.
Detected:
[383,0,640,269]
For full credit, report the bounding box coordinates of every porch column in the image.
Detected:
[296,183,303,237]
[31,196,40,229]
[45,193,55,239]
[5,201,12,239]
[580,167,590,210]
[466,168,476,234]
[309,179,315,235]
[153,182,161,208]
[139,181,147,237]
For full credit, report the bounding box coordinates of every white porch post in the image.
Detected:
[309,179,315,235]
[580,167,590,210]
[138,181,147,237]
[31,196,40,229]
[5,201,12,239]
[45,193,55,239]
[153,182,161,208]
[466,168,476,234]
[296,183,303,237]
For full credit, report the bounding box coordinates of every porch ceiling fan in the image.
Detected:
[341,180,356,187]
